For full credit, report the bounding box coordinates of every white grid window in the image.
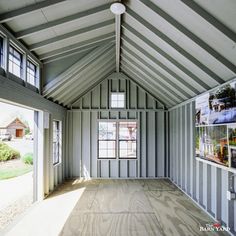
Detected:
[98,122,116,159]
[27,60,38,87]
[53,120,61,165]
[98,121,137,159]
[111,93,125,108]
[9,45,22,78]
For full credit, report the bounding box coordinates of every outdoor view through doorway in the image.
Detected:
[0,101,34,230]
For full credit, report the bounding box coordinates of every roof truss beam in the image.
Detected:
[121,34,198,96]
[29,19,115,51]
[121,44,191,99]
[121,55,183,103]
[15,3,111,39]
[121,61,177,106]
[38,32,115,60]
[122,23,211,91]
[43,42,114,97]
[180,0,236,42]
[126,7,224,84]
[63,57,116,106]
[138,0,236,74]
[42,45,97,64]
[0,0,66,23]
[70,71,115,107]
[53,47,115,101]
[121,66,171,107]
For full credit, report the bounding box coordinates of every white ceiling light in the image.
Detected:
[110,2,126,15]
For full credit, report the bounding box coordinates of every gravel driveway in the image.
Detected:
[0,172,33,230]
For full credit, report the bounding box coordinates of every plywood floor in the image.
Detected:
[58,179,227,236]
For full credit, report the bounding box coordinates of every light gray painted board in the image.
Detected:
[147,112,155,177]
[110,160,118,178]
[81,112,91,177]
[169,101,235,233]
[68,73,165,179]
[72,112,81,177]
[100,160,109,178]
[91,112,98,178]
[128,160,137,178]
[157,111,165,177]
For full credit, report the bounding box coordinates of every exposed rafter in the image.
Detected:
[138,0,236,74]
[121,35,199,96]
[0,0,66,23]
[180,0,236,43]
[70,71,115,107]
[62,57,116,106]
[121,62,176,106]
[15,3,111,39]
[126,7,225,85]
[29,19,115,51]
[122,23,211,91]
[53,46,115,101]
[121,55,182,103]
[42,46,97,64]
[43,42,115,97]
[121,44,191,100]
[38,32,115,60]
[121,69,170,108]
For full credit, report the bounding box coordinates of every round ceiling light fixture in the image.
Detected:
[110,2,126,15]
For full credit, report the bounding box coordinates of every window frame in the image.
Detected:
[110,92,125,109]
[98,121,117,159]
[118,121,137,159]
[8,44,23,78]
[97,120,138,160]
[53,120,62,166]
[0,36,3,68]
[27,59,38,87]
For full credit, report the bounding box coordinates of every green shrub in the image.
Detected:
[0,142,20,161]
[22,153,33,165]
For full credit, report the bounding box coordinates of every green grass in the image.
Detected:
[0,165,33,180]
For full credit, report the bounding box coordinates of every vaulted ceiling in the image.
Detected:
[0,0,235,108]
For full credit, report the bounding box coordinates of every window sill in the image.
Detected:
[196,157,236,174]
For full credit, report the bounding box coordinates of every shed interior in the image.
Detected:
[0,0,235,235]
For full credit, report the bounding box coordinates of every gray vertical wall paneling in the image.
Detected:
[147,111,155,177]
[81,112,91,177]
[69,112,73,178]
[186,103,191,194]
[181,106,185,190]
[157,112,165,177]
[49,116,54,191]
[91,112,98,177]
[68,73,165,178]
[221,170,228,225]
[43,125,50,195]
[191,101,197,200]
[141,111,146,177]
[72,112,80,177]
[206,164,212,213]
[169,111,172,179]
[137,112,140,178]
[169,101,235,233]
[177,108,180,185]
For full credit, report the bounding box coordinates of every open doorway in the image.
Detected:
[0,101,35,230]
